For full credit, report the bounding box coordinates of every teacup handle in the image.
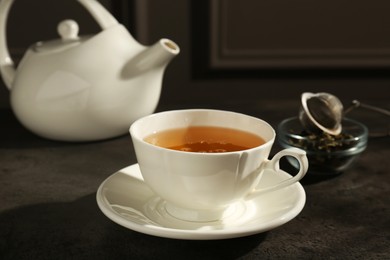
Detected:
[248,148,308,198]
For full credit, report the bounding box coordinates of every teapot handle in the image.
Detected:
[0,0,118,90]
[78,0,118,30]
[0,0,15,89]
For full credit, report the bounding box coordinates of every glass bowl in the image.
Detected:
[277,117,368,174]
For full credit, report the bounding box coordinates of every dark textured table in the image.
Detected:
[1,100,389,260]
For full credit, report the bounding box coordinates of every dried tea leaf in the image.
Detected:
[288,131,357,153]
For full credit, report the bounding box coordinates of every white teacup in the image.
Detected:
[130,109,308,222]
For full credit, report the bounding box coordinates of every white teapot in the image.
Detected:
[0,0,179,141]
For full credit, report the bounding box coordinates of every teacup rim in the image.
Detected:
[129,108,276,155]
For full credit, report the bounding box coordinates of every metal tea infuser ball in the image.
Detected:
[299,92,343,135]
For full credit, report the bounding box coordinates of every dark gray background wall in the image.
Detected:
[1,0,389,110]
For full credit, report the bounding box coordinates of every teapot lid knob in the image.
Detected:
[57,20,79,40]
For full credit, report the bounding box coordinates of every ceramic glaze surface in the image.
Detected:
[96,164,306,240]
[130,109,308,222]
[0,0,179,141]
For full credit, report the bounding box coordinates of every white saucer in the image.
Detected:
[96,164,306,240]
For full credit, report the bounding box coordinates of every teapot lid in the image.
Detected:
[33,20,90,53]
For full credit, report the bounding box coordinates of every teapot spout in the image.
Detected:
[122,38,180,79]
